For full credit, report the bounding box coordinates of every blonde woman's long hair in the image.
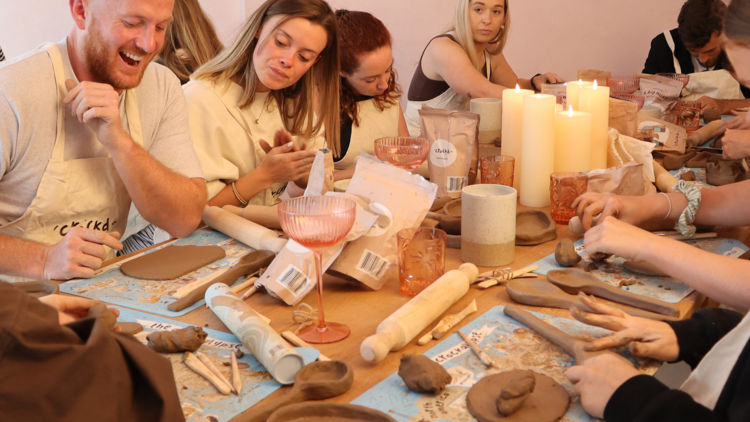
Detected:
[192,0,341,156]
[447,0,511,70]
[158,0,223,83]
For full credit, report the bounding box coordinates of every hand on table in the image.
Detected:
[63,79,127,152]
[39,294,121,331]
[572,193,654,232]
[533,72,565,89]
[571,293,680,361]
[712,113,750,138]
[722,129,750,160]
[565,353,640,418]
[43,228,123,280]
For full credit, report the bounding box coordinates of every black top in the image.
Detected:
[0,46,5,62]
[338,94,374,160]
[643,28,750,98]
[604,307,750,422]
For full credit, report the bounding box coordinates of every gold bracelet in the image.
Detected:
[231,182,248,205]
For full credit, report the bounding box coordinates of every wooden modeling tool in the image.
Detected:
[506,279,679,321]
[231,277,257,293]
[183,352,232,395]
[281,331,331,361]
[417,299,478,346]
[223,204,282,229]
[654,231,717,241]
[196,351,236,394]
[360,264,479,363]
[476,265,538,289]
[546,269,680,317]
[503,305,623,364]
[458,330,499,368]
[231,351,242,395]
[233,361,354,422]
[168,250,275,312]
[203,206,288,253]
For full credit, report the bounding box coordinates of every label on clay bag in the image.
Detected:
[430,139,457,168]
[277,264,308,295]
[447,176,467,193]
[355,249,389,280]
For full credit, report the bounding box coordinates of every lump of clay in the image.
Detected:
[663,151,696,170]
[703,108,721,123]
[496,370,536,417]
[87,300,117,331]
[685,152,714,168]
[681,171,696,181]
[398,354,452,394]
[555,239,581,267]
[147,326,207,353]
[707,160,742,186]
[116,322,144,335]
[589,251,612,262]
[516,210,557,246]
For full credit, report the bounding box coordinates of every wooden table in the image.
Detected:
[131,221,706,414]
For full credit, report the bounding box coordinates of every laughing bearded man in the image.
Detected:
[0,0,207,282]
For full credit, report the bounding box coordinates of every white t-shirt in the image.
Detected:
[692,55,716,73]
[0,39,204,225]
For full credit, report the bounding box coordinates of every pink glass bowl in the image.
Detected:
[374,137,430,171]
[613,94,646,111]
[606,76,640,95]
[277,196,356,251]
[657,73,690,89]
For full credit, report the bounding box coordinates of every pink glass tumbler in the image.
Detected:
[278,196,356,343]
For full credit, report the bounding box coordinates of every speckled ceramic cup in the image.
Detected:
[470,98,502,144]
[460,184,517,266]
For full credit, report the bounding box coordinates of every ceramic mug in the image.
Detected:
[460,184,517,266]
[470,98,502,144]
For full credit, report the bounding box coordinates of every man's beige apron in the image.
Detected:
[0,43,141,282]
[334,99,400,170]
[663,30,743,102]
[405,42,492,136]
[680,310,750,410]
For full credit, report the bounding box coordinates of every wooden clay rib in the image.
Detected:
[183,352,232,395]
[168,250,275,312]
[546,269,680,317]
[196,351,236,394]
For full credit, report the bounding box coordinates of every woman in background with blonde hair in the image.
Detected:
[157,0,223,84]
[185,0,338,208]
[404,0,563,135]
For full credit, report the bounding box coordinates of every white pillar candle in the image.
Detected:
[565,80,593,111]
[520,93,556,207]
[501,85,534,190]
[579,81,610,170]
[555,106,593,172]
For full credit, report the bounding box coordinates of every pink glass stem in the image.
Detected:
[313,250,327,332]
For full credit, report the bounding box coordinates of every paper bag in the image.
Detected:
[637,114,687,154]
[609,97,638,138]
[639,77,683,115]
[588,162,645,196]
[578,69,612,86]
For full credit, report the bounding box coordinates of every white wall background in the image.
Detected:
[1,0,685,93]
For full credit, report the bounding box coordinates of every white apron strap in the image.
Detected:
[40,43,67,162]
[663,30,683,75]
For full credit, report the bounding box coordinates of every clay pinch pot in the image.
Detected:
[235,360,354,422]
[515,210,557,246]
[267,402,397,422]
[443,199,462,217]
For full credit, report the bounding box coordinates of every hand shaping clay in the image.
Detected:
[398,354,452,394]
[554,239,581,267]
[467,370,569,422]
[496,371,536,416]
[702,109,721,123]
[681,171,696,181]
[146,326,207,353]
[516,210,557,246]
[87,300,117,331]
[115,322,144,335]
[663,151,696,170]
[121,245,226,280]
[623,260,669,277]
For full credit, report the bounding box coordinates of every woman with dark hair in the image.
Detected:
[334,10,409,180]
[565,2,750,420]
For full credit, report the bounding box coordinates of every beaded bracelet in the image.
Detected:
[672,181,701,237]
[231,182,248,206]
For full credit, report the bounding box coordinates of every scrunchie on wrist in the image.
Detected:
[672,181,701,237]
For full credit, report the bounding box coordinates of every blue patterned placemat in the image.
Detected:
[114,307,319,422]
[351,305,659,422]
[531,237,747,303]
[60,229,258,317]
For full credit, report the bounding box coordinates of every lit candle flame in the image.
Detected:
[569,105,574,117]
[593,80,598,89]
[578,79,584,86]
[537,94,542,98]
[516,84,520,92]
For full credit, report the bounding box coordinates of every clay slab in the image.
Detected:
[121,245,226,280]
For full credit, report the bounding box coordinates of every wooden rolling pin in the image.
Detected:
[203,206,287,253]
[653,161,677,193]
[223,205,282,230]
[360,263,479,363]
[687,120,724,147]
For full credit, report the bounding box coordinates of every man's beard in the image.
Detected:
[82,20,149,90]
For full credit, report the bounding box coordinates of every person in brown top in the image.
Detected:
[404,0,564,135]
[0,281,184,422]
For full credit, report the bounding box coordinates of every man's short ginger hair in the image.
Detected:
[678,0,727,49]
